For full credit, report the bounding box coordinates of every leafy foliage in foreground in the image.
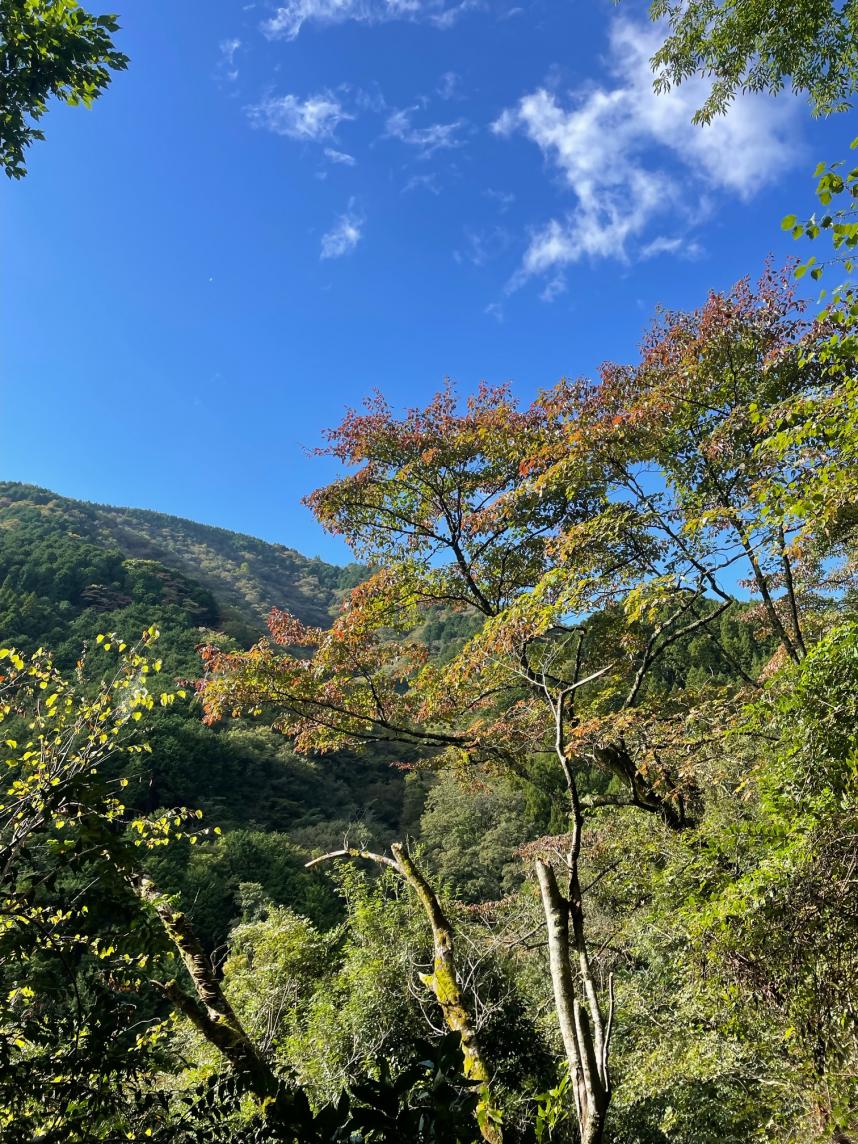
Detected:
[645,0,858,121]
[0,0,128,178]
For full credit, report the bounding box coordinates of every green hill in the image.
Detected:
[0,481,363,641]
[0,481,488,950]
[0,481,410,947]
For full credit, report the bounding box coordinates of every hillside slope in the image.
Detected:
[0,481,411,948]
[0,481,362,634]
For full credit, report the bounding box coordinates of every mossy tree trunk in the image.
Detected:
[534,681,613,1144]
[307,843,504,1144]
[134,875,294,1125]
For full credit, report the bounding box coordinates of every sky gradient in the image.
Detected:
[2,0,854,561]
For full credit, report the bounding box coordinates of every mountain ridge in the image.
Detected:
[0,480,363,634]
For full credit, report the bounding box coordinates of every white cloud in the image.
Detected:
[247,92,351,141]
[495,17,801,279]
[640,235,704,260]
[403,172,442,194]
[540,271,567,302]
[484,187,515,212]
[437,71,461,100]
[262,0,472,39]
[430,0,483,30]
[386,106,466,157]
[321,203,364,258]
[218,37,241,82]
[324,147,357,165]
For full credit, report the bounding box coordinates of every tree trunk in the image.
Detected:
[307,844,503,1144]
[391,847,488,1076]
[536,859,609,1144]
[135,876,293,1123]
[591,741,686,829]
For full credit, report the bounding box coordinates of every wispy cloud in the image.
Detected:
[483,187,515,213]
[437,71,462,101]
[640,235,704,260]
[324,147,357,165]
[321,202,364,258]
[262,0,477,40]
[429,0,483,28]
[454,225,511,266]
[247,92,352,141]
[218,37,241,82]
[403,172,442,194]
[495,17,801,281]
[539,271,567,302]
[386,106,466,157]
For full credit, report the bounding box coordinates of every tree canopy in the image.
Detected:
[0,0,127,177]
[646,0,858,121]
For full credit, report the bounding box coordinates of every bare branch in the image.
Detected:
[304,847,401,873]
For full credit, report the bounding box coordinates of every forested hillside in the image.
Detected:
[0,482,423,947]
[0,481,364,640]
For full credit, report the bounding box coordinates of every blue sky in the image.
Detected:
[1,0,854,562]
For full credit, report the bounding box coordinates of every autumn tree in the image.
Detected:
[535,267,832,662]
[643,0,858,543]
[182,375,709,1136]
[198,268,852,1139]
[198,387,609,1140]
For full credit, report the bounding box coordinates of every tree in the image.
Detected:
[767,139,858,542]
[645,0,858,121]
[535,267,831,665]
[196,386,620,1141]
[198,267,852,1137]
[307,843,504,1144]
[0,632,295,1137]
[187,365,740,1137]
[0,0,128,178]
